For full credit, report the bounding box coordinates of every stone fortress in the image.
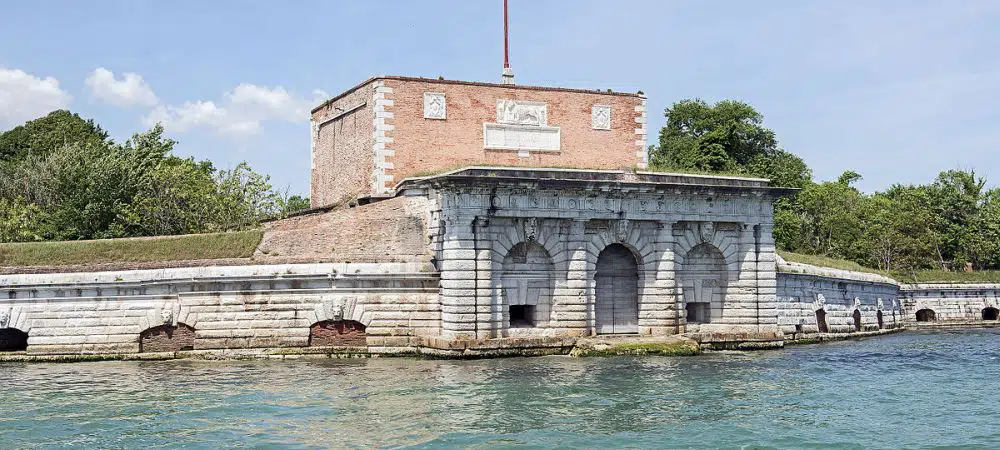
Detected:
[0,74,997,359]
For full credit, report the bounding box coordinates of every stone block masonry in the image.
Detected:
[0,263,439,355]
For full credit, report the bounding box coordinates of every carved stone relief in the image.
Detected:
[524,217,539,242]
[497,99,547,126]
[0,309,8,328]
[592,104,611,130]
[423,92,446,119]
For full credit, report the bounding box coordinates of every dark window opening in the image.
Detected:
[852,309,862,332]
[815,309,828,333]
[915,309,936,322]
[877,311,884,329]
[0,329,28,352]
[510,305,535,328]
[983,307,999,321]
[686,303,710,324]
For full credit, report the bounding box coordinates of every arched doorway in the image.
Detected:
[852,309,862,331]
[139,324,195,353]
[815,309,828,333]
[983,307,999,321]
[915,309,936,322]
[681,243,727,325]
[595,243,639,334]
[0,328,28,352]
[309,320,367,346]
[502,241,554,329]
[877,310,884,329]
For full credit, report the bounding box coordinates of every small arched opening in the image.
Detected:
[852,309,862,332]
[915,309,936,322]
[877,310,884,329]
[982,307,999,321]
[309,320,367,346]
[139,323,195,353]
[680,243,728,326]
[815,309,828,333]
[502,241,555,330]
[0,328,28,352]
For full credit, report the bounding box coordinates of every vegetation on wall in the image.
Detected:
[0,111,309,243]
[650,99,1000,276]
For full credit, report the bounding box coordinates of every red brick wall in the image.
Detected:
[310,83,375,208]
[139,324,196,353]
[309,320,367,346]
[383,78,645,189]
[309,77,646,203]
[256,195,432,263]
[0,329,27,351]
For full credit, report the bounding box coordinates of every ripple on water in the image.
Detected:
[2,330,1000,449]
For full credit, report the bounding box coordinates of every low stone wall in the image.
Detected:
[0,263,440,355]
[776,259,903,338]
[900,284,1000,328]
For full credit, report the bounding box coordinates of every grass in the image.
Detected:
[890,270,1000,284]
[777,251,885,275]
[0,230,263,267]
[780,250,1000,284]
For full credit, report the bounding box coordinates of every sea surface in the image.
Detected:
[1,330,998,449]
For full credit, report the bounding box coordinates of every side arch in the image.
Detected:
[983,307,999,321]
[309,320,367,346]
[915,308,936,322]
[139,323,196,353]
[0,328,28,352]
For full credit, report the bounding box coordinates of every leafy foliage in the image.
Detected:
[653,98,1000,274]
[0,111,307,243]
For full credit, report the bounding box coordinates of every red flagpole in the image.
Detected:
[503,0,510,69]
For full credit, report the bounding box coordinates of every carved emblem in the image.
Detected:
[160,308,174,326]
[699,222,715,244]
[524,218,538,242]
[423,92,446,119]
[592,104,611,130]
[497,99,548,126]
[0,310,8,329]
[854,297,862,308]
[615,219,631,242]
[328,301,344,321]
[815,293,826,307]
[877,298,885,311]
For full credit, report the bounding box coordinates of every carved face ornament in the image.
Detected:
[699,222,715,244]
[160,308,173,326]
[0,310,8,329]
[524,218,538,242]
[615,219,631,242]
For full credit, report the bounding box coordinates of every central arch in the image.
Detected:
[595,243,639,334]
[680,243,727,325]
[915,309,936,322]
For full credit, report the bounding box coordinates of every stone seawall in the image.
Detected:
[0,263,440,355]
[900,284,1000,328]
[775,259,903,341]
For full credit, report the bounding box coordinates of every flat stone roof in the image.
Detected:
[396,166,798,195]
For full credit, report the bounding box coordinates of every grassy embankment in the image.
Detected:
[779,250,1000,284]
[0,230,263,267]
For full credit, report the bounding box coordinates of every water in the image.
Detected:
[1,330,999,449]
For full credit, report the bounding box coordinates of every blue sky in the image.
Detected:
[1,0,998,195]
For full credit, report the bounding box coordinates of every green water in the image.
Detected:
[1,330,998,449]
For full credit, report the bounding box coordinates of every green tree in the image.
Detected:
[0,110,109,162]
[650,98,811,188]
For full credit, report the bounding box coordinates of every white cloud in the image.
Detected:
[85,67,158,107]
[0,68,72,128]
[144,83,326,138]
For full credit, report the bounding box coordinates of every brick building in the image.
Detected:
[309,76,648,207]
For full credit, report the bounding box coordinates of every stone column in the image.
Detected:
[557,219,590,336]
[642,221,679,335]
[438,216,478,340]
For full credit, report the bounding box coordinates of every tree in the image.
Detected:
[0,110,109,162]
[650,98,811,188]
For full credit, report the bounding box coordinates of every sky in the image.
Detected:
[1,0,998,195]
